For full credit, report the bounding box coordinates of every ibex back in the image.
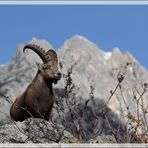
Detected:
[10,44,61,121]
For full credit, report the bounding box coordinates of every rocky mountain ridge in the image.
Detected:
[0,35,147,143]
[0,35,148,120]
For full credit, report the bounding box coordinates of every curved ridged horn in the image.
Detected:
[23,44,50,63]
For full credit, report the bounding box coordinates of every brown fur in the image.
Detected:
[10,47,61,121]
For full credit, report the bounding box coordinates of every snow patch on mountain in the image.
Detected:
[103,51,112,60]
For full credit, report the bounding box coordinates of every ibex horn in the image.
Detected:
[23,44,50,63]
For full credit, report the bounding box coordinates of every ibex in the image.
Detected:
[10,44,61,121]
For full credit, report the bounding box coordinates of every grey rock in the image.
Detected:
[89,135,117,143]
[0,118,78,143]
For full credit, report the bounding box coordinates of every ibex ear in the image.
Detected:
[46,49,58,62]
[36,62,43,71]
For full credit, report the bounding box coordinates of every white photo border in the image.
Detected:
[0,1,147,147]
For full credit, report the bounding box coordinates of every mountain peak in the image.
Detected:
[112,47,122,56]
[60,35,103,58]
[62,35,101,51]
[124,51,138,64]
[71,35,91,42]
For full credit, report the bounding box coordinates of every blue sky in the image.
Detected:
[0,4,148,69]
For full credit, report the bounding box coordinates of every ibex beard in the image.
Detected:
[10,44,61,121]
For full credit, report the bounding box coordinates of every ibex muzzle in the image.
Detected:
[10,44,61,121]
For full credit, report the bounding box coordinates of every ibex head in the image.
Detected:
[23,44,61,84]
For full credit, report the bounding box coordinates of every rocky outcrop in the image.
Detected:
[89,135,117,143]
[0,118,78,143]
